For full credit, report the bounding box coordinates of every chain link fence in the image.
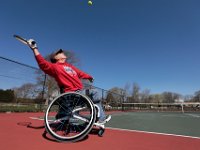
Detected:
[0,56,124,112]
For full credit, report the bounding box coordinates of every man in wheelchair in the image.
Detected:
[28,41,111,125]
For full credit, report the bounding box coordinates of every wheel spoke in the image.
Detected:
[45,92,96,142]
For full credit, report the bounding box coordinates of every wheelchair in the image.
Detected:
[44,92,106,142]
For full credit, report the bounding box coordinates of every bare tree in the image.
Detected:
[124,82,131,95]
[13,83,38,101]
[140,89,150,103]
[184,94,193,102]
[162,92,181,103]
[106,87,124,106]
[149,94,163,103]
[131,83,140,103]
[192,90,200,102]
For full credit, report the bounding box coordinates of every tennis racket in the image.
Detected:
[13,34,28,45]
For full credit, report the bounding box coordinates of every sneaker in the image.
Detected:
[97,115,111,125]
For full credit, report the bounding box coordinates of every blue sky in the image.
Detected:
[0,0,200,95]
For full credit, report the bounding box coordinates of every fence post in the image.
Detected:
[40,74,47,111]
[42,74,47,100]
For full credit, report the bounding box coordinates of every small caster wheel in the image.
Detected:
[98,128,105,137]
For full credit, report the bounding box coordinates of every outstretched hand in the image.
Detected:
[27,39,37,50]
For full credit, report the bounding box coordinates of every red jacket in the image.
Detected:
[35,54,93,92]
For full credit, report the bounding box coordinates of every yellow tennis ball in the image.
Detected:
[88,1,92,5]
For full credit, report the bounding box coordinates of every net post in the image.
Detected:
[181,102,184,113]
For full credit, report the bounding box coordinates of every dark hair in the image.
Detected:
[50,49,64,63]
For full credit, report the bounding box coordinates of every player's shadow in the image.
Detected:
[42,130,89,143]
[17,122,89,143]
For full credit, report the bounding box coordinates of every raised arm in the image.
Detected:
[32,47,40,56]
[27,39,56,76]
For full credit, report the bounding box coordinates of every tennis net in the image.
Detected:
[122,102,200,113]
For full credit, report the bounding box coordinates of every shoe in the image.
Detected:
[97,115,111,125]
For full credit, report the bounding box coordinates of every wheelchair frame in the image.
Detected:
[44,92,105,142]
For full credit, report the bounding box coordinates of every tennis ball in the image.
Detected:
[88,1,93,6]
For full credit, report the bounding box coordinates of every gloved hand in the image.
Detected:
[27,39,37,49]
[89,78,94,83]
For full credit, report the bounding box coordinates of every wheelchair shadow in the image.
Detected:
[41,128,103,143]
[42,130,89,143]
[17,121,45,129]
[17,121,90,143]
[17,121,57,142]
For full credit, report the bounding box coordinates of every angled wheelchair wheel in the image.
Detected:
[44,92,96,142]
[98,128,105,137]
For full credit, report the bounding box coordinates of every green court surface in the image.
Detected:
[106,112,200,138]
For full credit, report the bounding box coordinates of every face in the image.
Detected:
[54,52,67,63]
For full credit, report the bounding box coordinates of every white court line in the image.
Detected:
[185,113,200,118]
[29,116,200,140]
[107,127,200,140]
[29,117,44,121]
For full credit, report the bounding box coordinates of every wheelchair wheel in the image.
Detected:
[44,92,96,142]
[98,128,105,137]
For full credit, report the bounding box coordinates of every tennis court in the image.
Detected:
[1,111,200,150]
[107,112,200,138]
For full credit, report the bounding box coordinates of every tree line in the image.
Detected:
[0,83,45,103]
[1,51,200,105]
[105,83,200,107]
[1,82,200,105]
